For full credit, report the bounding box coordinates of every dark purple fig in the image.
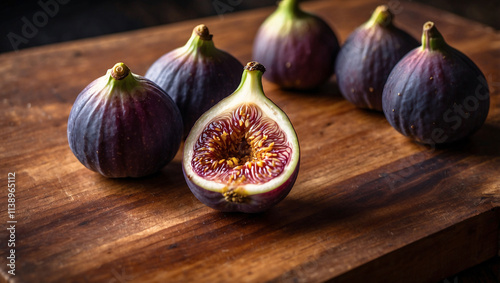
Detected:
[67,62,183,178]
[146,24,243,137]
[382,22,490,144]
[252,0,339,90]
[183,62,300,213]
[335,5,419,111]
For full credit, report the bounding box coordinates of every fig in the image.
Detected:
[145,24,243,137]
[382,22,490,144]
[67,62,183,178]
[252,0,340,90]
[335,5,419,111]
[182,62,300,213]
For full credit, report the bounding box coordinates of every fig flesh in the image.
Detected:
[335,5,419,111]
[382,22,490,144]
[252,0,340,90]
[183,62,300,213]
[67,63,183,178]
[146,24,243,137]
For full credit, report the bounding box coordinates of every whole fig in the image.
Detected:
[146,24,243,137]
[252,0,340,90]
[335,5,419,111]
[68,63,183,178]
[183,62,300,213]
[382,22,490,144]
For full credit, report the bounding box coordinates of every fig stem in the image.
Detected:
[278,0,302,17]
[421,21,447,51]
[111,62,130,80]
[233,62,266,98]
[106,62,140,93]
[183,24,217,56]
[244,61,266,73]
[365,5,393,28]
[194,24,213,41]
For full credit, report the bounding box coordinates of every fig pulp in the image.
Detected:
[183,62,300,213]
[68,63,183,178]
[335,5,418,111]
[382,22,490,144]
[252,0,339,90]
[146,24,243,137]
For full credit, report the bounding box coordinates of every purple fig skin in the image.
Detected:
[252,0,340,90]
[183,161,299,213]
[382,22,490,144]
[146,24,243,137]
[335,5,419,111]
[68,63,183,178]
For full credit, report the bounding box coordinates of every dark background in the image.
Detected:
[0,0,498,53]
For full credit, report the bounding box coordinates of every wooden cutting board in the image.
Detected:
[1,0,499,282]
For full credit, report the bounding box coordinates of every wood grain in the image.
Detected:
[0,0,499,282]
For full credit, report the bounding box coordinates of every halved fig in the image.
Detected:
[183,62,300,213]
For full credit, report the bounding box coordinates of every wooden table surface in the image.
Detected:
[1,0,499,282]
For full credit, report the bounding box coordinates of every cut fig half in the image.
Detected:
[183,62,300,213]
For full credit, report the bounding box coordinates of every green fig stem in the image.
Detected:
[365,5,393,28]
[183,24,216,56]
[279,0,299,13]
[277,0,306,18]
[421,21,447,51]
[106,62,140,93]
[233,62,266,98]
